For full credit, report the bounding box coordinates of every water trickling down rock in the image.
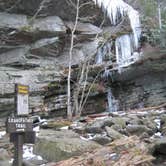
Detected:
[107,88,118,113]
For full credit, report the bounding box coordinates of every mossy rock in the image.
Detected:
[42,120,72,129]
[20,25,33,32]
[110,117,129,129]
[34,137,101,162]
[48,82,60,89]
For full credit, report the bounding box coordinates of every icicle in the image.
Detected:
[93,0,141,47]
[95,41,113,65]
[103,67,111,79]
[127,7,141,48]
[95,47,103,64]
[115,34,140,70]
[106,42,112,56]
[115,34,133,66]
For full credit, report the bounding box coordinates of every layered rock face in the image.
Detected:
[0,0,105,116]
[111,57,166,110]
[0,0,165,117]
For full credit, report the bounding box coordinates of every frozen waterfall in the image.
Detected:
[93,0,141,69]
[93,0,141,47]
[107,88,118,112]
[95,42,112,64]
[115,34,140,68]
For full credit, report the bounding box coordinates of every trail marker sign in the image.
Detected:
[6,84,36,166]
[6,117,33,133]
[15,84,29,115]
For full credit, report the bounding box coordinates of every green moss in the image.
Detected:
[48,82,60,88]
[43,120,72,129]
[20,25,33,32]
[35,140,73,162]
[102,32,111,40]
[90,84,99,93]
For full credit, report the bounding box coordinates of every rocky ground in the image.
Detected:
[0,106,166,165]
[0,1,165,165]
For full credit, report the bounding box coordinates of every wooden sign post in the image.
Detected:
[13,134,23,166]
[6,84,35,166]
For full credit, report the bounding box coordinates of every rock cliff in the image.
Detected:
[0,0,165,117]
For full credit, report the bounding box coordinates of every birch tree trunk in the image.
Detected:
[157,0,162,29]
[67,0,80,120]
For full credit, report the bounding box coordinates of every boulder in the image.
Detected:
[92,135,112,145]
[34,129,101,162]
[126,124,153,136]
[85,119,104,133]
[160,115,166,136]
[0,148,11,166]
[109,117,128,129]
[105,126,124,140]
[152,137,166,155]
[53,136,154,166]
[102,117,114,127]
[69,122,86,134]
[0,148,10,161]
[41,120,71,129]
[23,158,47,166]
[85,116,129,135]
[127,115,143,125]
[142,117,158,133]
[161,126,166,136]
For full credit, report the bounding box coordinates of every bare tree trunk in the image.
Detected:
[67,0,80,120]
[73,89,79,116]
[78,61,89,115]
[79,69,103,114]
[158,0,162,29]
[67,0,107,119]
[72,62,85,116]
